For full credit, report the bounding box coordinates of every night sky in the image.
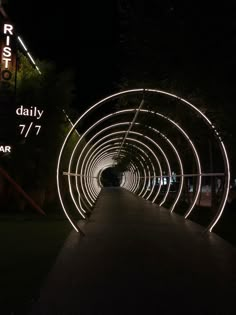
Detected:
[4,1,120,108]
[4,1,236,112]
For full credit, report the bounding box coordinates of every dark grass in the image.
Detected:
[0,211,72,315]
[165,199,236,248]
[208,206,236,247]
[159,192,236,247]
[184,202,236,247]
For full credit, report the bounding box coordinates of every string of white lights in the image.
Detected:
[17,36,41,74]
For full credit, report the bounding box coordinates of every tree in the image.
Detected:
[1,51,79,212]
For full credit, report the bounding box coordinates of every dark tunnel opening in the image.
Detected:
[100,167,122,187]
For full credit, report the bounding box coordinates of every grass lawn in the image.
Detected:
[0,213,72,315]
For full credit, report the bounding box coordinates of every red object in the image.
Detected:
[0,167,46,215]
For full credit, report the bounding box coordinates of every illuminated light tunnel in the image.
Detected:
[57,89,230,233]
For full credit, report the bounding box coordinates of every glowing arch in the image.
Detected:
[57,89,230,234]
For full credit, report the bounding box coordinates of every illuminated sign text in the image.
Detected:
[16,105,44,119]
[19,123,41,137]
[1,23,13,80]
[16,105,44,138]
[0,145,11,153]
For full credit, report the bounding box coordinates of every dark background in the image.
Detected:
[4,1,236,104]
[3,0,235,175]
[5,1,120,109]
[4,1,236,158]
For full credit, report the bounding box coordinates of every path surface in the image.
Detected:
[30,188,236,314]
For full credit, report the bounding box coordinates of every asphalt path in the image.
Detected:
[30,187,236,314]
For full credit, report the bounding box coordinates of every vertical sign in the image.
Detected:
[0,21,16,155]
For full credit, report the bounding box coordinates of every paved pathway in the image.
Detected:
[30,188,236,314]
